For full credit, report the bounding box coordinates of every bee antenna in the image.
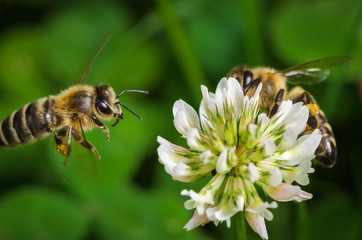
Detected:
[116,90,149,99]
[115,102,143,120]
[81,35,112,85]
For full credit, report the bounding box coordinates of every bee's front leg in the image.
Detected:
[72,118,101,159]
[91,115,110,141]
[71,130,101,159]
[268,89,285,117]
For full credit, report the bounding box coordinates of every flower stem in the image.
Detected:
[155,0,207,103]
[232,212,248,240]
[237,0,267,65]
[296,202,310,240]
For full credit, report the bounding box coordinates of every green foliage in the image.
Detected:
[0,0,361,239]
[0,188,86,240]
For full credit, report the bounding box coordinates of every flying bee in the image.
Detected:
[0,38,148,163]
[227,56,353,168]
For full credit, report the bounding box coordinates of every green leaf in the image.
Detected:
[44,2,163,91]
[97,185,211,240]
[310,192,360,240]
[0,188,87,240]
[269,0,360,64]
[0,28,49,108]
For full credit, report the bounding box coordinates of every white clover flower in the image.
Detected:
[157,77,322,239]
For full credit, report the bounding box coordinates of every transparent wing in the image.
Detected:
[278,56,353,85]
[67,143,100,183]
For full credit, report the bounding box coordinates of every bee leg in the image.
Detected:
[54,127,73,165]
[244,77,261,94]
[110,118,120,127]
[91,115,110,140]
[268,89,285,117]
[75,119,101,159]
[290,91,319,130]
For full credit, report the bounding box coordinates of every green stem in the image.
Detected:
[155,0,207,103]
[296,202,310,240]
[238,0,267,65]
[233,212,248,240]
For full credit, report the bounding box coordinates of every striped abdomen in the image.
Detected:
[0,97,56,146]
[314,110,337,168]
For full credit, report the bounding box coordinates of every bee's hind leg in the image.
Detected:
[288,87,319,131]
[91,115,110,141]
[54,127,73,165]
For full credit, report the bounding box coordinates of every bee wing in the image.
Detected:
[278,56,353,85]
[68,144,100,183]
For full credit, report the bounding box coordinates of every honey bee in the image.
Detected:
[227,56,353,168]
[0,40,148,163]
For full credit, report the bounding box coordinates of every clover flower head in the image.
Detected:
[157,77,322,239]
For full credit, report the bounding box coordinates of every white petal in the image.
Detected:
[283,102,309,135]
[245,211,268,239]
[215,77,228,96]
[173,111,190,135]
[257,113,271,132]
[248,162,260,182]
[295,173,310,186]
[226,219,231,228]
[255,83,263,97]
[157,136,189,153]
[157,141,207,182]
[189,189,214,205]
[248,124,258,137]
[184,210,209,231]
[227,77,244,115]
[262,138,276,156]
[184,199,196,210]
[201,85,210,107]
[173,100,200,135]
[263,167,282,187]
[246,83,262,115]
[173,99,198,122]
[246,200,277,214]
[200,150,213,164]
[278,128,298,150]
[214,203,238,221]
[236,195,245,211]
[282,158,312,184]
[295,190,313,202]
[270,100,293,128]
[186,128,202,149]
[157,144,189,165]
[265,183,312,202]
[215,77,228,112]
[173,162,192,176]
[205,207,216,221]
[280,129,322,166]
[262,209,274,221]
[181,189,190,196]
[216,148,229,174]
[200,86,210,125]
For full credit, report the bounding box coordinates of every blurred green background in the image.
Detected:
[0,0,361,239]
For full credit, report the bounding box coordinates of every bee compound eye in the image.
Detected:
[243,70,253,89]
[97,101,113,115]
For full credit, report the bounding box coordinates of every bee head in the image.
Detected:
[95,84,122,120]
[227,65,247,82]
[95,85,148,127]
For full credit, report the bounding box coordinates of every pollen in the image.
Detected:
[306,103,319,116]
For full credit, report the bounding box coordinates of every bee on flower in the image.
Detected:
[157,76,322,239]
